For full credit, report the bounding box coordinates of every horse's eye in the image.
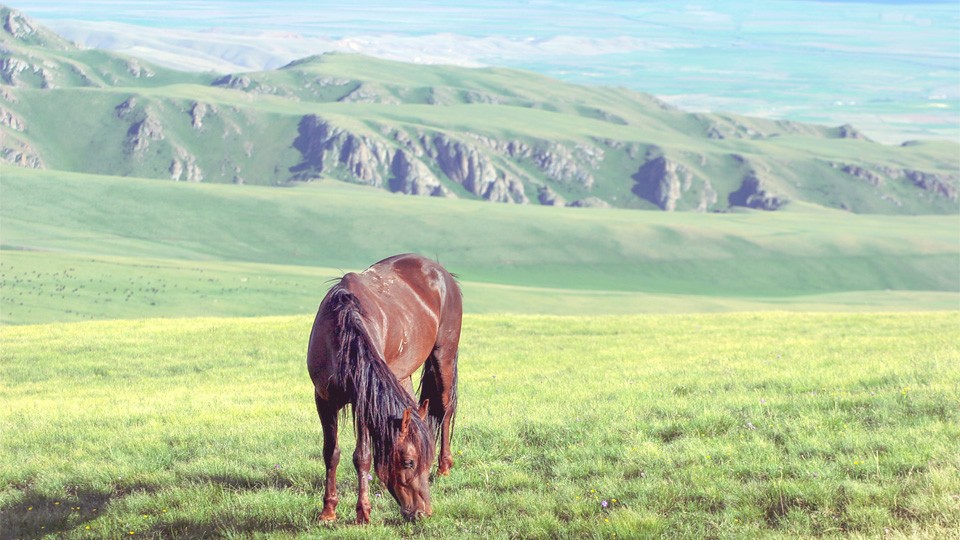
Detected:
[402,459,415,469]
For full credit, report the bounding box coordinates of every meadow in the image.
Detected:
[2,168,958,326]
[2,162,958,538]
[1,312,958,539]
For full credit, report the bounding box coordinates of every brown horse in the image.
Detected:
[307,254,462,523]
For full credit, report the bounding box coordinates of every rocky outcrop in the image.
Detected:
[169,147,203,182]
[342,133,392,185]
[291,120,529,202]
[115,98,165,156]
[126,60,155,79]
[836,124,869,141]
[190,102,213,129]
[697,114,762,140]
[463,91,507,105]
[0,107,25,131]
[290,115,392,187]
[840,164,883,186]
[433,135,528,203]
[126,115,164,155]
[531,143,598,190]
[632,155,716,212]
[3,7,37,40]
[1,139,44,169]
[212,74,251,90]
[537,185,566,206]
[460,133,597,191]
[388,150,450,197]
[835,162,958,201]
[903,170,957,201]
[2,7,72,49]
[0,56,44,87]
[728,171,787,210]
[0,87,18,103]
[633,156,685,210]
[568,197,611,209]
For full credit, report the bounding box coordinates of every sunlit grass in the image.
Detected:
[2,312,958,538]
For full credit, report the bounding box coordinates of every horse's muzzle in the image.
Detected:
[401,508,431,521]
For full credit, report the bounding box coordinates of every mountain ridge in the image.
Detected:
[1,6,957,214]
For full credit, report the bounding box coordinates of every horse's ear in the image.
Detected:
[418,399,429,421]
[399,407,413,438]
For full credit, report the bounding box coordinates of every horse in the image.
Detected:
[306,253,462,523]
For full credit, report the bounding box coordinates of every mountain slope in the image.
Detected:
[1,6,957,214]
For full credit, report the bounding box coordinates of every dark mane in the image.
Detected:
[327,287,435,475]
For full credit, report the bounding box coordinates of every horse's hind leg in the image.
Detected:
[316,395,340,521]
[353,422,373,524]
[421,348,458,476]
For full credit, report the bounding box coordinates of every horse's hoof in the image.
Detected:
[319,509,337,522]
[355,515,370,525]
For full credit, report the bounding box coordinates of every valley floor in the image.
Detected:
[2,312,958,538]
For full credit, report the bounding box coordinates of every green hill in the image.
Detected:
[2,168,957,324]
[2,6,957,214]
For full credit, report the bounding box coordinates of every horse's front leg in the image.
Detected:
[354,421,373,524]
[316,396,340,521]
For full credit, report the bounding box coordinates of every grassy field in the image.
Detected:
[1,312,958,539]
[2,169,958,326]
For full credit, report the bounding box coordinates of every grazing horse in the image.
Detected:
[307,254,462,523]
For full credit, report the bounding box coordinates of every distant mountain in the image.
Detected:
[2,6,957,214]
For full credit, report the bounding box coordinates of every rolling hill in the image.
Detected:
[2,6,957,214]
[2,167,958,324]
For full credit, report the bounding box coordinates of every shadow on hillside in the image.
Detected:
[0,483,158,540]
[184,471,296,491]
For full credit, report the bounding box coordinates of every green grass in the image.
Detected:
[2,168,958,325]
[1,312,958,538]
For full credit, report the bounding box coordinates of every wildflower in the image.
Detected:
[367,473,373,481]
[601,500,609,508]
[375,492,382,498]
[612,498,617,503]
[86,526,91,530]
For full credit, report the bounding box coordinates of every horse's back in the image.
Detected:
[356,254,461,372]
[308,254,461,395]
[362,254,460,311]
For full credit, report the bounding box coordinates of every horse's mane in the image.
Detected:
[327,287,435,475]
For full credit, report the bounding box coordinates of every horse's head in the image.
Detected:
[378,401,435,521]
